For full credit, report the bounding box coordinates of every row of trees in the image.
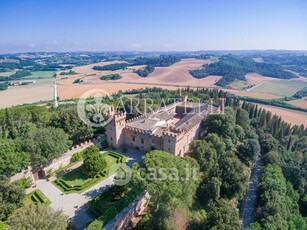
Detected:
[93,63,129,71]
[100,74,122,81]
[240,101,307,227]
[293,86,307,99]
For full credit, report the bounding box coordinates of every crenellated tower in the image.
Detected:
[106,106,126,149]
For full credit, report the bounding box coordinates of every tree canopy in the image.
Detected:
[8,205,67,230]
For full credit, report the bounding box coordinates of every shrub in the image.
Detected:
[83,152,107,177]
[16,177,33,188]
[71,151,84,162]
[87,219,103,230]
[71,146,100,163]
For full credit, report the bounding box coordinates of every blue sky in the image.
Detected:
[0,0,306,53]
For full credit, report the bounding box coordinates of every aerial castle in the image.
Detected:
[106,96,220,156]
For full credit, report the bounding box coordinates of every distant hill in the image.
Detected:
[189,55,297,87]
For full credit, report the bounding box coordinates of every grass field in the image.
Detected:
[0,71,16,77]
[23,189,51,206]
[24,71,54,79]
[230,80,253,90]
[53,151,127,193]
[250,80,307,97]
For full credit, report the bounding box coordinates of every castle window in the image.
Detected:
[141,138,144,144]
[111,137,113,141]
[132,136,135,142]
[168,139,171,143]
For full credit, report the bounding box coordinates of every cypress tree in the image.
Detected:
[253,105,258,118]
[287,135,292,150]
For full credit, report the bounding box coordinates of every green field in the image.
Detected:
[250,80,307,97]
[53,151,127,194]
[230,80,253,90]
[0,71,16,77]
[24,71,54,79]
[23,189,51,206]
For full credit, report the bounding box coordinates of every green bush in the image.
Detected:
[86,219,103,230]
[71,151,84,162]
[16,177,33,189]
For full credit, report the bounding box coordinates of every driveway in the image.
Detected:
[241,159,263,229]
[35,148,144,230]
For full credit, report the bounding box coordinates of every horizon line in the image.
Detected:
[1,49,307,56]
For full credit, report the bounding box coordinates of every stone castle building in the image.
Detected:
[106,96,220,157]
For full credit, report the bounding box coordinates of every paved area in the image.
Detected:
[241,159,263,229]
[34,148,144,230]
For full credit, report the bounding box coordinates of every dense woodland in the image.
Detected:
[134,65,155,77]
[260,54,307,77]
[190,55,297,86]
[0,87,306,228]
[0,106,98,177]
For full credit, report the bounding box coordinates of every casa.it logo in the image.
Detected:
[109,163,132,186]
[77,89,113,127]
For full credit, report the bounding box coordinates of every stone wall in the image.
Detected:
[44,140,94,172]
[103,191,150,230]
[10,136,103,183]
[9,166,34,183]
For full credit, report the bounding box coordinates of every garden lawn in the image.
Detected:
[53,151,126,194]
[23,189,51,206]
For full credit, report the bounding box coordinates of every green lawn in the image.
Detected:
[250,80,307,97]
[53,151,127,194]
[23,189,51,207]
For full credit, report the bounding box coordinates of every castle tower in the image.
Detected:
[162,130,178,155]
[106,111,126,149]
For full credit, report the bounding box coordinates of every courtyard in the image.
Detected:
[53,151,127,194]
[29,148,144,230]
